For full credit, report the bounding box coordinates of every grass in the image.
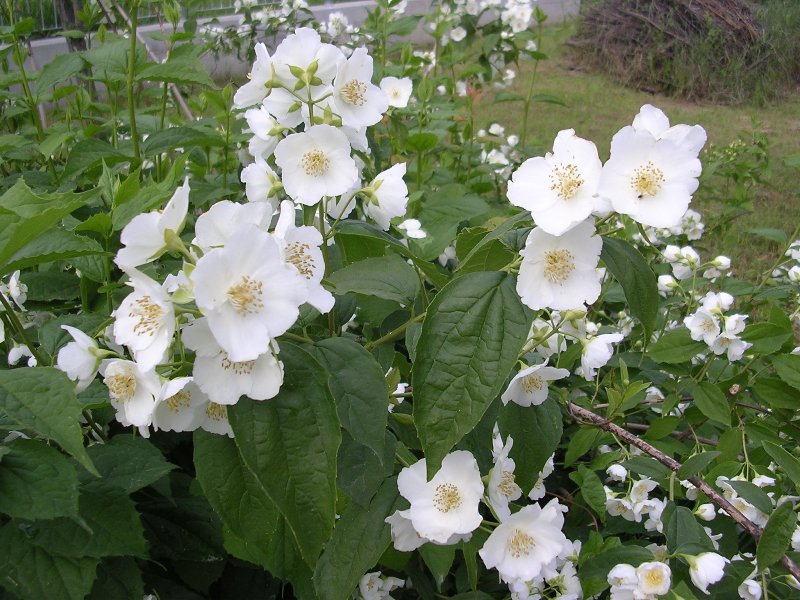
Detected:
[473,21,800,278]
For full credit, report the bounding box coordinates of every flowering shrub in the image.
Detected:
[1,1,800,599]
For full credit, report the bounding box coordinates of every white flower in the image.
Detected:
[4,271,27,308]
[607,563,638,598]
[363,163,409,230]
[599,124,702,228]
[115,179,190,268]
[738,579,762,600]
[192,199,273,254]
[577,333,624,380]
[199,401,233,437]
[273,200,335,313]
[274,125,358,205]
[489,122,505,136]
[152,377,208,433]
[507,129,602,236]
[684,308,720,346]
[487,429,522,519]
[240,157,281,208]
[358,571,404,600]
[384,510,427,551]
[688,552,729,594]
[332,47,388,128]
[380,76,413,108]
[191,223,308,362]
[657,274,678,296]
[450,26,467,42]
[57,325,105,392]
[182,317,284,405]
[397,450,484,544]
[528,454,555,501]
[635,561,671,596]
[607,464,628,482]
[501,361,569,407]
[113,268,175,370]
[271,27,344,88]
[479,499,569,583]
[632,104,707,156]
[516,221,603,311]
[397,218,427,239]
[101,359,161,429]
[695,503,716,521]
[700,291,734,312]
[233,43,273,108]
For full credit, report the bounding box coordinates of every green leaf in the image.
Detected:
[63,139,129,178]
[689,382,731,426]
[140,496,224,563]
[747,228,788,243]
[328,255,420,305]
[135,57,214,87]
[312,337,388,468]
[337,431,396,507]
[499,398,562,491]
[405,132,439,152]
[648,328,705,364]
[141,125,224,157]
[662,503,715,554]
[229,343,340,567]
[313,477,400,600]
[772,355,800,392]
[36,53,84,98]
[413,272,532,477]
[81,436,174,493]
[757,501,795,569]
[456,239,514,274]
[763,441,800,492]
[678,451,721,479]
[564,427,600,468]
[0,438,80,520]
[725,481,774,515]
[194,430,283,570]
[410,184,489,261]
[82,38,141,76]
[419,543,456,590]
[601,237,658,339]
[26,489,147,559]
[751,377,799,410]
[621,456,671,479]
[575,465,607,520]
[741,323,793,355]
[88,557,143,600]
[20,272,80,302]
[0,522,99,600]
[3,227,107,275]
[334,220,448,289]
[457,212,531,269]
[0,367,96,475]
[0,180,93,267]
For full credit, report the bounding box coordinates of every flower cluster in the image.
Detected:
[684,291,752,361]
[387,432,577,595]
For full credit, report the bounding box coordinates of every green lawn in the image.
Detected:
[474,21,800,277]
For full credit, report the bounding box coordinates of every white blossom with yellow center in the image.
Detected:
[599,109,703,228]
[396,450,484,544]
[635,561,672,596]
[191,223,308,362]
[507,129,602,236]
[479,499,570,583]
[516,221,603,311]
[274,125,358,205]
[379,76,413,108]
[181,317,284,405]
[501,361,570,408]
[273,201,334,313]
[101,359,162,430]
[113,267,175,371]
[332,47,388,128]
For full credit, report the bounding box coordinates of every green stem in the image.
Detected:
[519,20,544,149]
[281,331,313,345]
[365,312,426,351]
[127,0,141,167]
